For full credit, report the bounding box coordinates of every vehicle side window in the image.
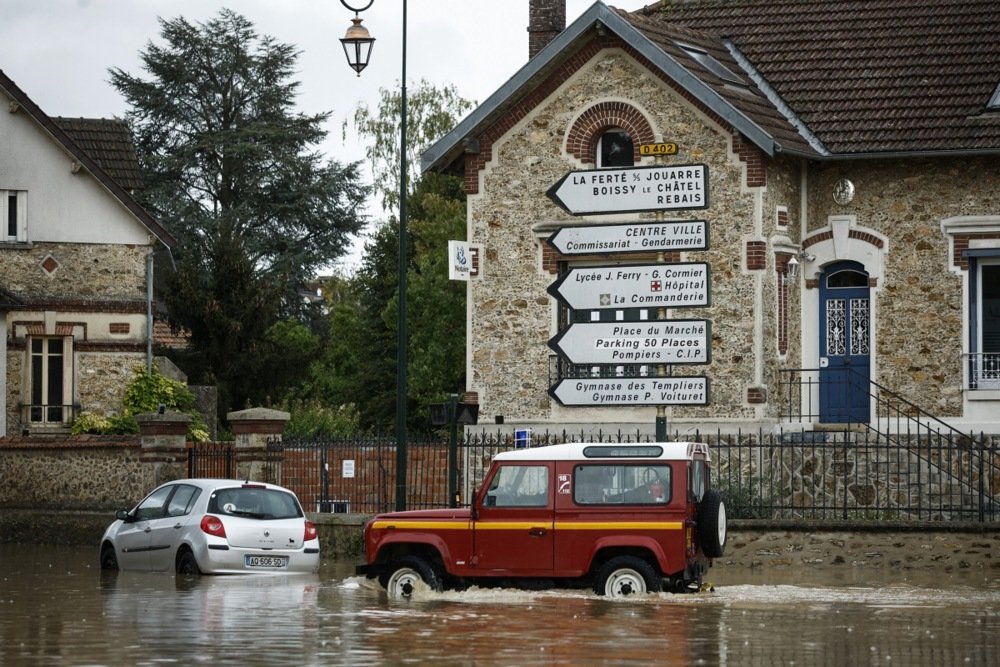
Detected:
[573,464,671,505]
[134,485,173,521]
[166,485,201,517]
[484,465,549,507]
[690,460,706,502]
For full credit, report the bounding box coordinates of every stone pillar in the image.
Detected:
[227,407,289,482]
[136,411,192,486]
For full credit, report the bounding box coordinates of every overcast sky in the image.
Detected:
[1,0,651,270]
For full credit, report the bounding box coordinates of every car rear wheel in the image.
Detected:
[594,556,660,597]
[698,489,727,558]
[379,555,442,599]
[176,550,201,576]
[100,543,119,571]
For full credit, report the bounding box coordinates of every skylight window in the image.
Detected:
[677,42,747,86]
[989,82,1000,110]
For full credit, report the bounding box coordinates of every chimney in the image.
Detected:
[528,0,566,59]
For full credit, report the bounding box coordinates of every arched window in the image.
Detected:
[597,129,634,167]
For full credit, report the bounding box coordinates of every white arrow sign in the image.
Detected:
[547,164,709,215]
[547,220,709,255]
[548,320,711,365]
[549,376,710,406]
[548,262,710,311]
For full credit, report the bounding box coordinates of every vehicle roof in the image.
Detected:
[492,441,710,462]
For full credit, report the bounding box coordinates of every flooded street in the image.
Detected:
[1,544,998,666]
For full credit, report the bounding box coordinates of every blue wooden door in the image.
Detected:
[819,262,871,422]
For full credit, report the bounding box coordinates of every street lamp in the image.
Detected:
[339,1,375,76]
[340,0,410,512]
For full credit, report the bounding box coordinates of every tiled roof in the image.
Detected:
[154,320,191,349]
[52,117,145,191]
[622,10,819,156]
[627,0,1000,155]
[0,287,23,309]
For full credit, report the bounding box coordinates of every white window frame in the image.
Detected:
[1,190,27,242]
[27,336,73,425]
[972,257,1000,389]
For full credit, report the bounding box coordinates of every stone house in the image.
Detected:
[422,0,1000,436]
[0,69,175,437]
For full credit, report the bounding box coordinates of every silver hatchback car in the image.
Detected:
[100,479,320,575]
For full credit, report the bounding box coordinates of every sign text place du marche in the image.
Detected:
[548,262,710,311]
[546,164,708,216]
[548,319,711,366]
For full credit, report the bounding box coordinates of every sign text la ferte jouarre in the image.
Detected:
[546,164,709,215]
[548,262,710,311]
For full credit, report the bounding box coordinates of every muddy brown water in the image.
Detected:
[1,543,998,666]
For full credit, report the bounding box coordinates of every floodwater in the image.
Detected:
[1,544,998,666]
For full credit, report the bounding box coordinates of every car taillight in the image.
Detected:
[304,520,318,542]
[200,515,227,538]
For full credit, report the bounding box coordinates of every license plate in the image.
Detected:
[245,555,288,569]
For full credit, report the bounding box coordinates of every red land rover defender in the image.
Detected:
[356,442,727,598]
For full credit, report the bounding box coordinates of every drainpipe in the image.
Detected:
[146,250,153,374]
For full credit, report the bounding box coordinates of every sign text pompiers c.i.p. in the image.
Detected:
[546,163,709,216]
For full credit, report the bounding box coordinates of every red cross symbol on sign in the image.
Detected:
[650,280,662,292]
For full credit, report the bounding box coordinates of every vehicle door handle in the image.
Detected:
[143,527,152,533]
[529,527,547,537]
[174,523,183,529]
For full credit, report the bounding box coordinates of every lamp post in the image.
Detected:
[341,0,409,511]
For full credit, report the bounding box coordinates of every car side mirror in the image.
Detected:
[115,509,132,522]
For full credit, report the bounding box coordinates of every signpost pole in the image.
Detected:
[448,392,459,508]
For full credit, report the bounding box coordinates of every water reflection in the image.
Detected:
[1,544,998,666]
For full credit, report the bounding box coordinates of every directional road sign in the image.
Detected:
[546,163,709,215]
[548,262,710,311]
[549,376,710,407]
[547,220,709,255]
[548,319,711,365]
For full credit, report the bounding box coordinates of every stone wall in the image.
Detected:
[3,242,147,299]
[0,436,155,510]
[468,48,771,427]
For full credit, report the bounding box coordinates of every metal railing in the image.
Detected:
[186,427,1000,522]
[964,352,1000,390]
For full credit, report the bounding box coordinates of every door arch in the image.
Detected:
[818,261,871,422]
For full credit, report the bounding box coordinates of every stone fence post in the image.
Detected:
[136,411,192,486]
[227,407,289,482]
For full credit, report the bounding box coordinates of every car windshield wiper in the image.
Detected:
[229,509,267,519]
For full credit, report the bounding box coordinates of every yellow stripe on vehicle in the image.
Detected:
[371,520,470,530]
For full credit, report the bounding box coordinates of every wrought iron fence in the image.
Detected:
[188,427,1000,522]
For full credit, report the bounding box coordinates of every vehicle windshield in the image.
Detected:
[208,487,303,520]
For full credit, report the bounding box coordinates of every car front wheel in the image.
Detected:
[594,556,660,597]
[379,555,442,599]
[100,543,119,571]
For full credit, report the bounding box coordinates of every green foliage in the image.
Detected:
[279,398,360,439]
[110,9,368,418]
[303,82,472,433]
[344,79,475,212]
[71,366,209,442]
[70,412,112,435]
